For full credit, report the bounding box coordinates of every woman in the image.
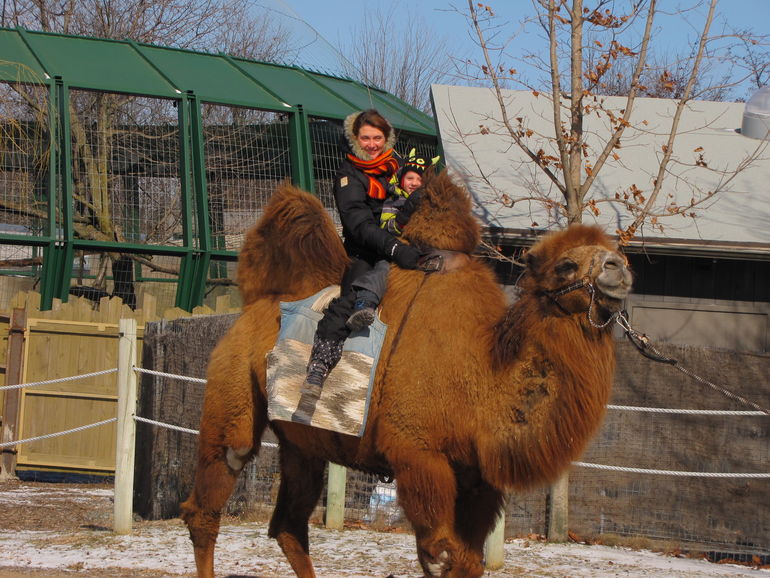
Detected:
[293,109,421,423]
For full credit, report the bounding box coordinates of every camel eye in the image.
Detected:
[554,259,578,278]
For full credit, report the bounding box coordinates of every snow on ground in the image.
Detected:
[1,521,768,577]
[0,484,768,577]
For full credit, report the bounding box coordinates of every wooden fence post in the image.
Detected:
[547,472,569,542]
[114,318,137,534]
[1,308,27,480]
[325,463,346,530]
[484,508,506,570]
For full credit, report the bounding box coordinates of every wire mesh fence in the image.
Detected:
[202,104,291,252]
[309,116,343,223]
[0,81,50,308]
[0,82,49,237]
[203,258,241,310]
[68,91,183,247]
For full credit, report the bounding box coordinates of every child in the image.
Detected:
[346,150,439,331]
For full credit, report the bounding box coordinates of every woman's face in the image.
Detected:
[356,124,386,159]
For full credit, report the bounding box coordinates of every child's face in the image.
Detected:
[401,171,422,194]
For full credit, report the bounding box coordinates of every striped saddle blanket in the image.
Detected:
[265,287,387,437]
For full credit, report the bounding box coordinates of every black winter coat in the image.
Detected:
[333,155,403,265]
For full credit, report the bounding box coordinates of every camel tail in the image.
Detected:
[237,181,349,305]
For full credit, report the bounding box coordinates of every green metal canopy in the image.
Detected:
[0,27,435,134]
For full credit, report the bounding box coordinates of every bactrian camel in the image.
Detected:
[180,170,633,577]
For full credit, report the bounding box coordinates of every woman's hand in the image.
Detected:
[389,240,421,269]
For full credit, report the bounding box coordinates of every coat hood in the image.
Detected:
[343,110,397,160]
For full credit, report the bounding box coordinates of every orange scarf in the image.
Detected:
[347,149,400,200]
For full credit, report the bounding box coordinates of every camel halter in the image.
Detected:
[541,255,619,329]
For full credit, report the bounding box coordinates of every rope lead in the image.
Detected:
[615,311,770,415]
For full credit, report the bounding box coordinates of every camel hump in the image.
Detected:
[237,182,349,305]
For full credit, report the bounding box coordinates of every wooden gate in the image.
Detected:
[14,317,144,477]
[1,290,239,478]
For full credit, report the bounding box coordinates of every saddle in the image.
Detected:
[266,250,471,436]
[266,287,386,436]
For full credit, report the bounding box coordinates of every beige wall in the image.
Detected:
[626,295,769,353]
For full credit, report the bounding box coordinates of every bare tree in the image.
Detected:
[343,2,454,112]
[725,27,770,96]
[457,0,768,243]
[3,0,290,60]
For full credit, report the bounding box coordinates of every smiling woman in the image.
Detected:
[291,107,424,419]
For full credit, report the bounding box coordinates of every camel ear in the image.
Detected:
[524,248,540,273]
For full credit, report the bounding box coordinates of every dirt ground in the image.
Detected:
[1,478,768,578]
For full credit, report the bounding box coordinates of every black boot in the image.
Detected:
[292,336,344,424]
[346,289,380,332]
[346,298,378,331]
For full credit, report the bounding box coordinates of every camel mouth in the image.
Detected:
[597,282,632,301]
[595,253,633,302]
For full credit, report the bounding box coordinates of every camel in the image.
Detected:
[180,170,633,578]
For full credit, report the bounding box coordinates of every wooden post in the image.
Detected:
[484,508,506,570]
[547,472,569,542]
[325,462,346,530]
[114,318,137,534]
[1,308,27,480]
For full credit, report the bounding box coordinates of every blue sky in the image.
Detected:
[260,0,768,100]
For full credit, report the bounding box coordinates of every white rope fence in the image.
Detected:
[573,461,770,478]
[606,404,766,416]
[0,368,117,391]
[0,417,117,448]
[134,416,199,436]
[133,366,206,384]
[1,344,767,476]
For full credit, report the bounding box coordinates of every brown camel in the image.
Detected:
[180,170,633,578]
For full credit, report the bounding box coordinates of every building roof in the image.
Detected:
[0,27,435,135]
[431,84,770,258]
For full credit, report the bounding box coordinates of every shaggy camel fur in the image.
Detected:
[180,171,633,578]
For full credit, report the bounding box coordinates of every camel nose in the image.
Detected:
[602,253,625,272]
[599,252,633,292]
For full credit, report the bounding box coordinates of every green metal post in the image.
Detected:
[288,105,314,193]
[55,77,75,303]
[188,93,213,309]
[38,80,59,309]
[39,77,74,309]
[174,92,197,310]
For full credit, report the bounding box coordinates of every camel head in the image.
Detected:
[401,169,480,255]
[523,224,633,323]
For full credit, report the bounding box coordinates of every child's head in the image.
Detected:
[400,168,423,194]
[399,153,430,194]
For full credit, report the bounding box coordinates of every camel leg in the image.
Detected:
[180,398,266,577]
[180,448,240,578]
[394,452,482,578]
[268,445,326,578]
[454,479,505,566]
